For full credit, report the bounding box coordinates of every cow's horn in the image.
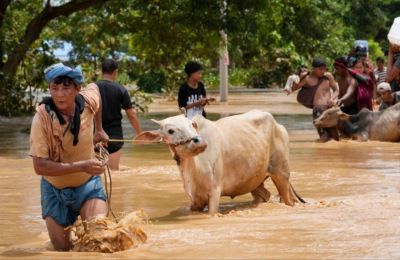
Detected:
[151,119,164,127]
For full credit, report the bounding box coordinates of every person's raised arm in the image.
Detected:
[292,75,308,92]
[386,65,400,83]
[386,44,400,82]
[387,44,394,73]
[89,83,109,144]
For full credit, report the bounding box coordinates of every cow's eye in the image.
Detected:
[168,129,175,135]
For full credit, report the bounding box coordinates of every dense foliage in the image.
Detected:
[0,0,398,115]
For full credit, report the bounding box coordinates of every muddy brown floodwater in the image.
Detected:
[0,92,399,259]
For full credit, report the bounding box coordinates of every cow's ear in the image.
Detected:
[338,111,350,120]
[179,107,186,115]
[134,130,162,144]
[151,119,164,128]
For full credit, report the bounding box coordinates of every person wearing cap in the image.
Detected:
[377,82,400,111]
[29,63,109,251]
[292,58,339,142]
[96,59,142,171]
[178,61,214,119]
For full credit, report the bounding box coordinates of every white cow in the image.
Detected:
[136,110,304,214]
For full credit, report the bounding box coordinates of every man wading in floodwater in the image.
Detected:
[29,63,109,251]
[96,59,142,170]
[292,58,340,142]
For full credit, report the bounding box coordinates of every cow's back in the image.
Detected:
[213,110,287,195]
[369,104,400,141]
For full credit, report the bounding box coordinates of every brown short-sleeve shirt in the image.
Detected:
[30,84,100,189]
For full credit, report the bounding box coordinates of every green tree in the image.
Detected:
[0,0,398,115]
[0,0,110,115]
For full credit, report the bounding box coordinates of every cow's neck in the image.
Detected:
[178,156,210,201]
[338,113,371,137]
[167,144,181,165]
[177,157,195,202]
[179,156,203,184]
[338,119,358,137]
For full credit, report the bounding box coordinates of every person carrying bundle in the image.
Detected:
[291,58,340,142]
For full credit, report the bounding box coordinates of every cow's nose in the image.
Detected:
[191,136,200,143]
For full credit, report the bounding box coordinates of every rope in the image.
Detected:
[94,143,116,219]
[108,139,163,144]
[93,137,192,218]
[108,138,192,146]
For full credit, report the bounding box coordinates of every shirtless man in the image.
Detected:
[293,58,339,142]
[334,56,359,115]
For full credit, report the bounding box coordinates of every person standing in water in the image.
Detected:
[30,63,109,251]
[96,59,142,170]
[292,58,339,142]
[178,61,214,119]
[348,56,374,111]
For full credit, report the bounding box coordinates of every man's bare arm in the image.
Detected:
[327,72,339,101]
[386,65,400,83]
[125,108,142,135]
[91,84,109,144]
[292,76,309,91]
[387,44,394,73]
[33,157,105,176]
[338,78,357,106]
[387,44,400,82]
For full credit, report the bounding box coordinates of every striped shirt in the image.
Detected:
[374,67,387,84]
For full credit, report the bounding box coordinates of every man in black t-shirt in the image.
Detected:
[97,59,141,170]
[178,61,214,119]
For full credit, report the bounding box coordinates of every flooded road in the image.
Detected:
[0,94,399,259]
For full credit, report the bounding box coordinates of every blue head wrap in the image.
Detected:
[44,63,84,85]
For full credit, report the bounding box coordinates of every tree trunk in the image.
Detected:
[0,0,12,69]
[0,0,12,29]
